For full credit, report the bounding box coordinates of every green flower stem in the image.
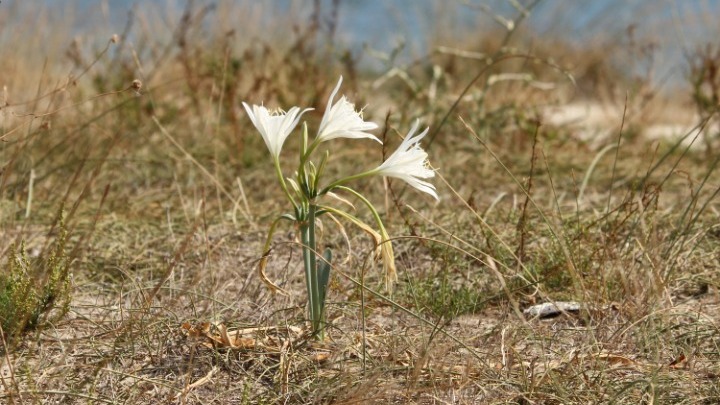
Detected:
[300,203,324,338]
[298,123,310,194]
[256,215,295,294]
[302,137,323,164]
[315,205,367,228]
[333,185,388,236]
[320,169,378,196]
[261,215,291,257]
[274,158,298,210]
[313,151,330,194]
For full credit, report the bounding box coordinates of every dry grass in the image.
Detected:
[1,1,719,404]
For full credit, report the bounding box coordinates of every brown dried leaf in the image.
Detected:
[669,353,687,369]
[182,322,210,338]
[174,366,218,401]
[592,351,635,366]
[181,322,301,351]
[312,352,331,363]
[218,324,233,347]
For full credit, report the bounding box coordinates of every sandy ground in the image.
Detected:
[542,100,707,148]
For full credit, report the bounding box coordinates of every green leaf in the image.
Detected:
[317,248,332,311]
[313,150,330,192]
[280,213,297,221]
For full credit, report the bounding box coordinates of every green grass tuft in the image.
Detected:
[0,211,72,342]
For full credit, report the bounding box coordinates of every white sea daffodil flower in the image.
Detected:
[316,76,380,143]
[242,102,312,160]
[374,120,438,200]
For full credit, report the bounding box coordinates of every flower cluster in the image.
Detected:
[243,76,437,201]
[243,76,438,337]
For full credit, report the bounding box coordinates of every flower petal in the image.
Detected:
[316,76,380,143]
[374,120,438,200]
[242,102,312,159]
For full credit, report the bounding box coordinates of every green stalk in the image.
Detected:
[320,169,377,196]
[302,136,323,164]
[309,204,322,335]
[257,215,294,294]
[334,186,388,235]
[300,203,324,338]
[273,157,298,212]
[298,123,310,194]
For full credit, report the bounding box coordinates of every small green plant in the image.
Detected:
[410,274,486,319]
[244,77,438,339]
[0,214,72,341]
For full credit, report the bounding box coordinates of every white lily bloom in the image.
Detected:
[316,76,380,143]
[242,102,312,159]
[374,120,438,200]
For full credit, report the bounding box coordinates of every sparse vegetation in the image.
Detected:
[0,211,71,342]
[0,1,719,403]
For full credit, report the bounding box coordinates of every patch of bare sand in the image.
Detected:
[542,99,708,148]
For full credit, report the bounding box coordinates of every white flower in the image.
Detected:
[374,120,438,200]
[242,102,312,159]
[316,76,380,143]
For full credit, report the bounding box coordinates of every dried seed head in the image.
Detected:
[111,34,119,44]
[131,79,142,91]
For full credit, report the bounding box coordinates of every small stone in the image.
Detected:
[524,301,582,319]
